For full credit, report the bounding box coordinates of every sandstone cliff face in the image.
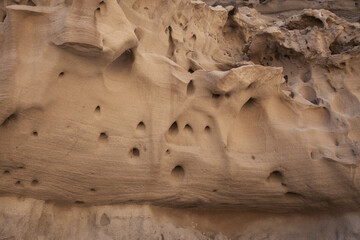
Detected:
[0,0,360,239]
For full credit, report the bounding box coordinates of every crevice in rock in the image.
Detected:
[1,113,17,127]
[166,26,176,59]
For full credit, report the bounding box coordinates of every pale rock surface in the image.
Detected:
[0,0,360,239]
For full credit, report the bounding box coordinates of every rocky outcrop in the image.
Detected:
[0,0,360,239]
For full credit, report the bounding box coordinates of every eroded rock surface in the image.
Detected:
[0,0,360,239]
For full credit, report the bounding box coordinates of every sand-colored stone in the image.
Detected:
[0,0,360,239]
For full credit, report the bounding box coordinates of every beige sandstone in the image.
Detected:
[0,0,360,239]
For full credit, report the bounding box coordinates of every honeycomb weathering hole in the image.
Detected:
[286,15,324,30]
[99,132,108,141]
[204,126,211,132]
[168,121,179,135]
[299,86,317,104]
[171,165,185,181]
[267,170,283,183]
[130,147,140,157]
[184,124,193,133]
[136,121,146,132]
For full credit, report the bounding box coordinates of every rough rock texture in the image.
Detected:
[0,0,360,239]
[2,197,360,240]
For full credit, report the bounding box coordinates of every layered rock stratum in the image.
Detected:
[0,0,360,239]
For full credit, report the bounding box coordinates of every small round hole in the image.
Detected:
[31,179,39,185]
[99,132,108,140]
[90,188,96,192]
[3,170,10,174]
[15,181,21,185]
[32,131,38,136]
[130,147,140,157]
[58,72,65,77]
[171,165,185,181]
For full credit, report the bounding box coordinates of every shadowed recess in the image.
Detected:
[136,121,146,132]
[99,132,108,141]
[130,147,140,157]
[267,171,283,183]
[1,113,17,127]
[184,124,193,133]
[171,165,185,181]
[168,121,179,135]
[187,80,195,96]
